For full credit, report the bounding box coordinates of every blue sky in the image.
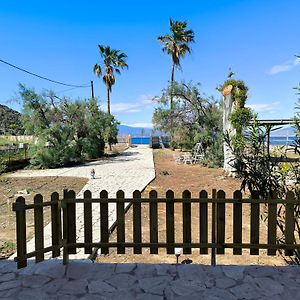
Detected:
[0,0,299,128]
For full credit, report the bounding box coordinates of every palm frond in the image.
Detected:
[93,64,102,76]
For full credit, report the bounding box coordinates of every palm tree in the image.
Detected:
[93,45,128,114]
[158,18,195,109]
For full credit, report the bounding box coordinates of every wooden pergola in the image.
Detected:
[249,119,296,156]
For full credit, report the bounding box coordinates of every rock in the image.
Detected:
[244,266,279,278]
[59,279,88,295]
[215,277,236,289]
[230,283,261,299]
[33,260,66,279]
[134,264,157,278]
[0,279,22,291]
[136,293,164,300]
[105,273,136,290]
[115,263,136,274]
[177,264,207,281]
[204,287,237,300]
[22,274,51,288]
[0,273,15,283]
[67,262,115,281]
[16,288,49,300]
[139,276,172,295]
[170,279,206,296]
[42,278,69,294]
[88,280,116,294]
[222,266,245,280]
[252,277,284,296]
[155,264,176,277]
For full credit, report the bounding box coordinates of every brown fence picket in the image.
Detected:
[14,188,300,269]
[51,192,61,258]
[62,189,68,263]
[250,191,260,255]
[166,190,175,254]
[217,190,225,254]
[199,190,208,254]
[15,196,27,268]
[34,194,44,262]
[117,190,125,254]
[66,190,76,254]
[233,190,242,255]
[100,190,109,255]
[84,190,92,254]
[285,191,295,256]
[268,193,277,255]
[133,190,142,254]
[182,190,191,254]
[149,190,158,254]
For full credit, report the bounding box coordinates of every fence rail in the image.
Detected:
[13,189,299,269]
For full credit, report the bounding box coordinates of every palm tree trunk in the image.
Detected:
[170,62,175,110]
[107,87,112,151]
[107,88,111,114]
[170,62,175,150]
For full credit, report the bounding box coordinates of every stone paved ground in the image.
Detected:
[9,146,155,260]
[0,260,299,299]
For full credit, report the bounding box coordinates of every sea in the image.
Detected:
[130,136,297,146]
[269,136,297,146]
[131,137,151,145]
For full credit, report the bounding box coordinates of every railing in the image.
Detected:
[12,189,299,269]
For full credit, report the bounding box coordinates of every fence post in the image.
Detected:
[14,196,27,269]
[51,192,61,258]
[66,190,76,255]
[216,190,225,254]
[285,191,295,256]
[182,190,192,255]
[100,190,109,255]
[233,190,242,255]
[34,194,44,263]
[199,190,208,254]
[267,192,277,256]
[117,190,125,254]
[62,189,69,265]
[84,190,93,254]
[166,190,175,254]
[250,191,260,255]
[149,190,158,254]
[211,189,217,266]
[133,190,142,254]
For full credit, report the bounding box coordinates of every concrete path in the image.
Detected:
[0,260,299,299]
[9,146,155,260]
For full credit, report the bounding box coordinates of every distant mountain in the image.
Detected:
[0,104,24,135]
[270,126,297,137]
[118,125,153,136]
[118,125,165,136]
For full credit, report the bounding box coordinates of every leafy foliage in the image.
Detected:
[225,112,300,263]
[0,156,6,174]
[230,107,253,133]
[19,85,118,168]
[153,82,223,167]
[220,79,248,108]
[0,104,24,135]
[158,19,195,77]
[93,45,128,114]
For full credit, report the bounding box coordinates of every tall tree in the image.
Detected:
[93,45,128,114]
[157,18,195,109]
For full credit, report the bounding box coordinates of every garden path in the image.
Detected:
[9,145,155,260]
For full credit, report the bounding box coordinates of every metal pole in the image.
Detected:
[91,80,94,99]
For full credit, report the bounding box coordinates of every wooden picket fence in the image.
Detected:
[12,189,300,269]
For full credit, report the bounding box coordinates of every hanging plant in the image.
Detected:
[221,79,248,108]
